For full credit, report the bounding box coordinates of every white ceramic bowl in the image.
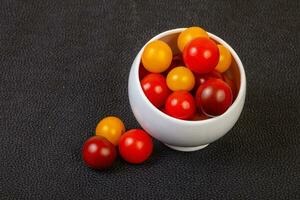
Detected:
[128,28,246,152]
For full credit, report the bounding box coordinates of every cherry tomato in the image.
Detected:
[139,63,149,80]
[96,116,125,145]
[196,79,233,116]
[82,136,117,170]
[118,129,153,164]
[163,54,184,76]
[160,107,167,114]
[215,45,232,73]
[194,70,223,90]
[223,73,238,100]
[183,37,219,74]
[141,73,171,108]
[166,66,195,91]
[177,27,209,52]
[165,91,196,120]
[192,112,210,121]
[142,40,172,73]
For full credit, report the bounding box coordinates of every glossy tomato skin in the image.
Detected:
[215,45,232,73]
[165,91,196,120]
[183,38,219,74]
[141,73,171,108]
[192,112,210,121]
[82,136,117,170]
[196,79,233,116]
[95,116,125,146]
[194,70,223,90]
[142,40,172,73]
[177,27,209,52]
[118,129,153,164]
[166,66,195,92]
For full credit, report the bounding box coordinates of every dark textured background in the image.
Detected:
[0,0,299,199]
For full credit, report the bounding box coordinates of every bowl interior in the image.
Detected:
[134,28,246,125]
[157,31,240,95]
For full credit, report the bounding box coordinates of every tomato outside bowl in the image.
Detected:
[128,28,246,152]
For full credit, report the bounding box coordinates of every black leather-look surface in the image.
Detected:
[0,0,299,199]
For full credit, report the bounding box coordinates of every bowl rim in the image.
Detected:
[132,28,246,125]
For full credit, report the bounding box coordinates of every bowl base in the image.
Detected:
[164,143,209,152]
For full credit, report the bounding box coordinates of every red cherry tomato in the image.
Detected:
[82,136,116,170]
[139,63,149,80]
[141,74,171,108]
[196,79,233,116]
[118,129,153,164]
[183,38,219,74]
[160,107,167,114]
[194,70,223,90]
[223,73,238,100]
[165,91,196,120]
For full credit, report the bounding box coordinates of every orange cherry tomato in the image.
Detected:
[177,26,209,52]
[166,66,195,91]
[215,45,232,73]
[95,116,125,145]
[142,40,173,73]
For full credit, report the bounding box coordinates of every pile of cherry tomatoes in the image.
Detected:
[82,27,237,170]
[140,26,235,119]
[82,116,153,170]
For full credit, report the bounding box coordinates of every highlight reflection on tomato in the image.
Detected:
[196,79,233,116]
[177,27,209,52]
[166,66,195,92]
[118,129,153,164]
[82,136,117,170]
[183,37,219,74]
[165,91,196,120]
[142,40,172,73]
[95,116,125,146]
[141,73,171,108]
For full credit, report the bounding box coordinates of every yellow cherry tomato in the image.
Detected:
[142,40,173,73]
[166,66,195,91]
[177,26,209,52]
[95,116,125,145]
[215,45,232,73]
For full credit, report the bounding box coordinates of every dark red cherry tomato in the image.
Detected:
[139,63,149,80]
[165,91,196,120]
[82,136,117,170]
[163,54,185,76]
[118,129,153,164]
[194,70,223,90]
[223,73,238,100]
[183,38,219,74]
[141,73,171,108]
[192,112,210,121]
[196,79,233,116]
